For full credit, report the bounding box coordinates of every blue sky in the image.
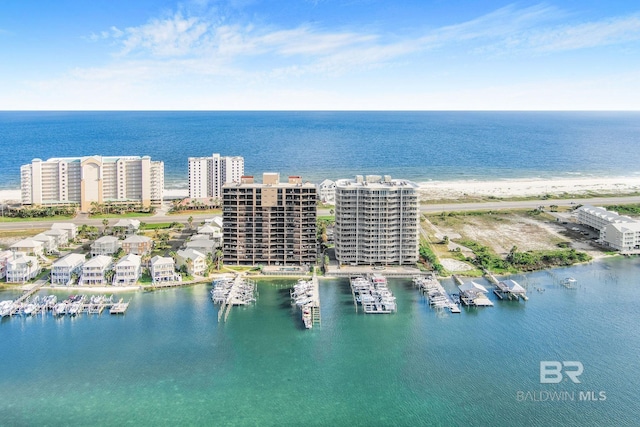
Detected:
[1,0,639,110]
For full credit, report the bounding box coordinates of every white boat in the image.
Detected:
[53,302,68,316]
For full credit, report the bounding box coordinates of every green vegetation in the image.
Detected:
[0,204,77,220]
[419,239,447,275]
[604,204,640,216]
[90,212,154,219]
[140,222,183,230]
[458,240,592,273]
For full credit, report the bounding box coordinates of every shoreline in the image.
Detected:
[3,176,640,203]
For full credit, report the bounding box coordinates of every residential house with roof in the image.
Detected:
[50,253,86,285]
[6,253,40,283]
[0,250,14,279]
[150,255,179,283]
[43,228,69,248]
[113,219,141,235]
[91,236,120,257]
[184,238,218,256]
[79,255,113,285]
[51,223,78,240]
[32,233,58,254]
[122,235,153,256]
[113,254,141,286]
[317,179,336,204]
[176,249,207,276]
[10,238,45,258]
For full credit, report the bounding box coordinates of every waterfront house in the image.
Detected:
[79,255,113,286]
[51,223,78,240]
[176,249,207,276]
[197,223,223,242]
[113,254,141,286]
[150,255,179,283]
[121,235,153,256]
[6,252,40,283]
[204,216,224,229]
[10,238,44,258]
[50,253,86,285]
[90,236,120,257]
[317,179,336,204]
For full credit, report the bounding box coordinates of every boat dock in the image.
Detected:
[350,274,397,314]
[494,279,528,301]
[290,274,321,329]
[0,294,131,318]
[211,275,257,322]
[458,281,494,307]
[413,275,460,314]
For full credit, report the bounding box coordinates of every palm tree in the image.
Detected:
[186,258,193,275]
[102,218,109,235]
[188,216,194,230]
[215,249,224,271]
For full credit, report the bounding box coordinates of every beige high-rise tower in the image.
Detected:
[20,155,164,212]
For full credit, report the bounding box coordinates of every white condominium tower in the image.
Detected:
[334,175,419,266]
[188,154,244,199]
[20,156,164,212]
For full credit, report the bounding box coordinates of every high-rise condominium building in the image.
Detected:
[222,173,317,265]
[188,154,244,199]
[20,156,164,212]
[334,175,419,266]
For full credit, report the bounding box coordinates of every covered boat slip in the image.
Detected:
[350,274,397,314]
[458,281,494,307]
[494,279,528,301]
[413,274,460,314]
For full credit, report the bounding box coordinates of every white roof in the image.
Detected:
[83,255,113,268]
[32,233,54,242]
[94,236,119,244]
[123,235,152,243]
[607,222,640,233]
[114,219,141,228]
[185,240,217,250]
[8,253,37,267]
[53,253,86,268]
[578,205,635,224]
[177,248,206,260]
[116,253,142,267]
[458,281,488,294]
[10,238,44,249]
[44,229,67,237]
[197,224,220,233]
[51,223,77,230]
[150,255,174,266]
[190,234,211,240]
[502,279,526,293]
[318,179,336,187]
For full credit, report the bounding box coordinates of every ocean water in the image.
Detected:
[1,257,639,425]
[1,111,640,189]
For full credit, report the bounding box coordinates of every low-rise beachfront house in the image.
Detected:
[184,239,218,256]
[113,219,141,235]
[79,255,113,286]
[176,249,206,276]
[51,223,78,240]
[150,255,179,283]
[43,228,69,248]
[113,254,141,286]
[32,233,58,254]
[10,238,45,258]
[197,223,223,242]
[204,216,224,229]
[317,179,336,204]
[6,253,40,283]
[122,235,153,256]
[91,236,120,257]
[50,253,86,285]
[0,250,15,279]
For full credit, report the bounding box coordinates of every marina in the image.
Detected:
[349,274,397,314]
[289,274,321,329]
[210,275,257,322]
[0,293,130,318]
[413,274,460,313]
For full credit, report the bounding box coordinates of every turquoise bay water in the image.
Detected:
[2,257,639,426]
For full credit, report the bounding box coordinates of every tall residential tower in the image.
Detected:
[188,154,244,199]
[222,173,317,266]
[20,156,164,212]
[334,175,419,266]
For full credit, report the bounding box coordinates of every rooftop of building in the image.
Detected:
[335,175,419,189]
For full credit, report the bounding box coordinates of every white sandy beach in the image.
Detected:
[417,176,640,200]
[3,176,640,203]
